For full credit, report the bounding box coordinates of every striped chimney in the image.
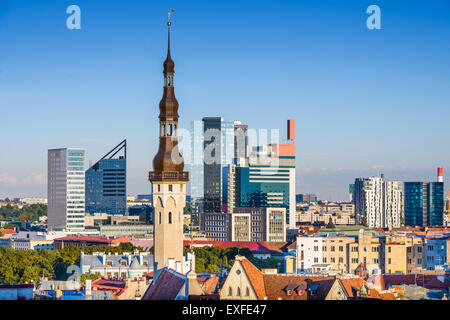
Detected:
[438,167,443,183]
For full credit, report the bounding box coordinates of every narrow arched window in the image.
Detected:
[237,287,241,297]
[245,287,250,297]
[169,212,172,224]
[228,287,232,296]
[159,212,162,224]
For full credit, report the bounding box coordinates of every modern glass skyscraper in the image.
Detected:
[190,117,244,215]
[85,140,126,215]
[48,148,85,231]
[237,145,296,228]
[405,182,444,227]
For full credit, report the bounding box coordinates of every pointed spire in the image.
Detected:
[164,9,175,74]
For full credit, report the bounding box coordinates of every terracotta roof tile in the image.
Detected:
[239,257,266,300]
[263,275,334,300]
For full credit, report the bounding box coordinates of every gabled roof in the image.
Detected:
[238,257,266,300]
[142,268,186,300]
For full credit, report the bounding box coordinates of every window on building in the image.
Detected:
[159,212,162,224]
[169,212,172,224]
[228,287,232,296]
[169,184,173,192]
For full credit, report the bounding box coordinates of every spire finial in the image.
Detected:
[167,8,175,27]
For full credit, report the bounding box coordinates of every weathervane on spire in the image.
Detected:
[167,8,175,26]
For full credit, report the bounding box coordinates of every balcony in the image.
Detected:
[149,171,189,182]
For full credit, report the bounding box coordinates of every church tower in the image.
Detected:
[149,12,189,273]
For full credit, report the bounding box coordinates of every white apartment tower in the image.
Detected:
[354,175,402,228]
[47,148,86,231]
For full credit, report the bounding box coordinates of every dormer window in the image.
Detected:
[295,284,307,295]
[121,261,127,266]
[284,284,297,296]
[107,261,113,267]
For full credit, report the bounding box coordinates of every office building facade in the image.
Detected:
[48,148,85,231]
[85,140,127,216]
[404,182,444,227]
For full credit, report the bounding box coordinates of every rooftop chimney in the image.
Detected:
[287,119,295,141]
[438,168,443,183]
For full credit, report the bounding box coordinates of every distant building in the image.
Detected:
[10,238,54,250]
[199,212,231,241]
[296,194,317,203]
[81,252,154,280]
[232,207,286,242]
[53,235,131,249]
[85,140,126,216]
[349,184,355,202]
[354,175,402,228]
[48,148,86,231]
[404,182,444,227]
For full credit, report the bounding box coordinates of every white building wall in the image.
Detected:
[296,237,323,273]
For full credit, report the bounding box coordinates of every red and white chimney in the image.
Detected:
[438,167,443,183]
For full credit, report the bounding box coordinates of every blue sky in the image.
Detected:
[0,0,449,200]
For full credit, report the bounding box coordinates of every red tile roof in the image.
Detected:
[340,278,395,300]
[183,240,289,254]
[55,235,131,244]
[91,278,127,296]
[263,275,334,300]
[0,229,16,235]
[238,256,266,300]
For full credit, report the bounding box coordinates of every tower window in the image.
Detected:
[157,184,161,192]
[159,212,162,224]
[169,184,173,192]
[169,212,172,224]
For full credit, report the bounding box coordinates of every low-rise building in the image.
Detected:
[80,251,154,280]
[53,235,131,249]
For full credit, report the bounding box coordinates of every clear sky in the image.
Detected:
[0,0,449,201]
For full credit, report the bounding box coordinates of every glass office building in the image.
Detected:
[190,117,239,214]
[48,148,86,231]
[85,140,126,215]
[405,182,444,227]
[237,148,296,227]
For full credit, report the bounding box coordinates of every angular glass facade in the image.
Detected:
[404,182,426,227]
[85,142,126,215]
[404,182,444,227]
[429,182,444,226]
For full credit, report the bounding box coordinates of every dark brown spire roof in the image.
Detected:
[149,21,188,182]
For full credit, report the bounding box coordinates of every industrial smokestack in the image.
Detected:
[438,167,443,183]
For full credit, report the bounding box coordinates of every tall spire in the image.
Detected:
[164,9,175,73]
[149,9,188,181]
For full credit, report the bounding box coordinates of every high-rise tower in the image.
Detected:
[149,14,189,273]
